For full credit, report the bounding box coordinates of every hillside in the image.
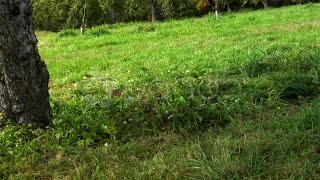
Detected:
[1,4,320,179]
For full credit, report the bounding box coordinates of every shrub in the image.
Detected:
[136,25,156,33]
[87,26,111,36]
[58,29,78,38]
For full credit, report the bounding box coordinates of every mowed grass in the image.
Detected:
[1,4,320,179]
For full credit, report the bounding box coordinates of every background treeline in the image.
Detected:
[32,0,319,31]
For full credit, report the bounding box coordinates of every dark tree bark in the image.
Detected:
[0,0,51,126]
[151,0,157,22]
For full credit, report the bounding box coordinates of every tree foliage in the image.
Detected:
[32,0,320,31]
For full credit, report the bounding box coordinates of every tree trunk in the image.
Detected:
[215,0,219,19]
[110,8,117,24]
[151,0,157,22]
[227,3,232,12]
[46,16,52,31]
[0,0,51,126]
[262,0,269,8]
[81,0,87,35]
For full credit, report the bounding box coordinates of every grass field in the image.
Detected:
[1,4,320,179]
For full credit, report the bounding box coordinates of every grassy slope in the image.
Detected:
[1,4,320,179]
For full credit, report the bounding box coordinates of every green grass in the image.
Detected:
[1,4,320,179]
